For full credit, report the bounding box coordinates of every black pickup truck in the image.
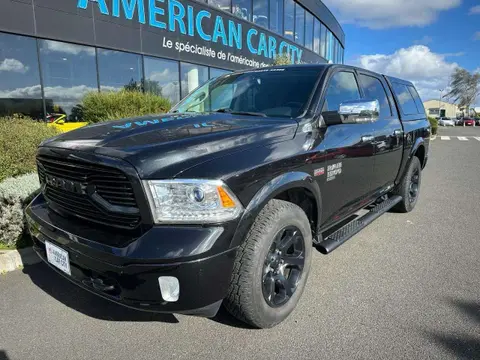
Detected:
[26,64,430,328]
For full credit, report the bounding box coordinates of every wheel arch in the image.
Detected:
[230,172,322,248]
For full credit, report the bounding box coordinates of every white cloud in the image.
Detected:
[414,35,433,45]
[42,40,95,56]
[0,58,29,73]
[469,5,480,15]
[350,45,458,101]
[322,0,461,29]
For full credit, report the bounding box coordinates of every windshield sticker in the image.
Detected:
[327,162,342,182]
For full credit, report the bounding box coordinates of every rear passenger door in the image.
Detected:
[357,71,403,193]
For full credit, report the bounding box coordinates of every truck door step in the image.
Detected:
[315,195,403,254]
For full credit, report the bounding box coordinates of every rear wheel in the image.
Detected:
[224,199,312,328]
[392,157,422,213]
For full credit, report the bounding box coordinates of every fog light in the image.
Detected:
[158,276,180,302]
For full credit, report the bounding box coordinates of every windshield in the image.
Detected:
[171,67,323,118]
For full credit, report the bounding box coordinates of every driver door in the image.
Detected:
[316,70,376,226]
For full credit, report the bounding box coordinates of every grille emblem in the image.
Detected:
[45,174,87,195]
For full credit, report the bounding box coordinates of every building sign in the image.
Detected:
[77,0,323,70]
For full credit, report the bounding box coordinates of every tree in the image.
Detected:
[445,68,480,116]
[273,53,293,65]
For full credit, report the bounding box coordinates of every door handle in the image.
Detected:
[361,135,374,143]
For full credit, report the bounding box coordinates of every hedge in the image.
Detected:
[0,173,40,248]
[81,90,171,123]
[428,117,438,135]
[0,117,60,182]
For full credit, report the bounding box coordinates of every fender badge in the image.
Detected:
[314,167,325,177]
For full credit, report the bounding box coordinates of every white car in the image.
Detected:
[438,117,455,126]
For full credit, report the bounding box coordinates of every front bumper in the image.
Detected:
[25,194,238,317]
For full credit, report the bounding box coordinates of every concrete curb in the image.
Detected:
[0,247,41,274]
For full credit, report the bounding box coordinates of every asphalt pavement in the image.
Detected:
[1,128,480,360]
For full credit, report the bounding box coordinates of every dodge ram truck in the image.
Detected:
[26,64,430,328]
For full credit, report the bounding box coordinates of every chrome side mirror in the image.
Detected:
[338,99,380,124]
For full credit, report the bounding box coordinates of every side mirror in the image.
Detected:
[56,119,65,125]
[338,99,380,124]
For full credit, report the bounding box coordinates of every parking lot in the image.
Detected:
[1,127,480,360]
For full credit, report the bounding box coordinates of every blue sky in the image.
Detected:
[324,0,480,106]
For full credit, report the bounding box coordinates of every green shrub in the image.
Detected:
[428,117,438,135]
[273,53,293,65]
[81,90,172,123]
[0,173,40,248]
[0,117,60,182]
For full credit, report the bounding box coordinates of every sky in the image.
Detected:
[323,0,480,107]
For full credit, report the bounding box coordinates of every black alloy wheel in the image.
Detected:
[409,168,420,203]
[262,226,305,308]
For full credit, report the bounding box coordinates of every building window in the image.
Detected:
[0,33,43,120]
[333,38,338,63]
[180,62,209,99]
[39,39,97,121]
[283,0,294,41]
[269,0,283,35]
[326,30,333,62]
[232,0,251,21]
[313,18,320,54]
[208,0,231,13]
[294,4,305,46]
[210,68,231,79]
[144,56,180,105]
[304,12,314,51]
[320,23,326,58]
[97,49,143,92]
[253,0,268,28]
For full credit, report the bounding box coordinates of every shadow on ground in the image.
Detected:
[0,351,9,360]
[424,298,480,359]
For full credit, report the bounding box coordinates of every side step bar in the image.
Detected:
[316,195,402,254]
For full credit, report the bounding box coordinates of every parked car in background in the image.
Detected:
[462,117,475,127]
[438,117,455,126]
[46,114,88,132]
[455,117,463,126]
[475,117,480,126]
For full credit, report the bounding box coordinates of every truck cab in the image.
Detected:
[26,64,430,329]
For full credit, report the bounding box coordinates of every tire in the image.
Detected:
[224,199,313,328]
[392,156,422,213]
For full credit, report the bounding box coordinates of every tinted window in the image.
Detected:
[359,74,391,117]
[323,72,360,112]
[210,68,231,79]
[208,0,231,12]
[269,0,283,35]
[320,23,327,58]
[253,0,268,27]
[0,33,43,120]
[392,83,419,115]
[283,0,294,41]
[305,12,314,51]
[98,49,143,91]
[294,4,305,46]
[173,68,322,118]
[39,40,97,121]
[180,62,209,98]
[144,56,180,105]
[232,0,251,21]
[408,86,425,113]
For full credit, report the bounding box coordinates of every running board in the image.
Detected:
[315,195,402,254]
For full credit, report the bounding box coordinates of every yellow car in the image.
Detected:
[47,114,88,132]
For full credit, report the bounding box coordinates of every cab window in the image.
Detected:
[359,74,391,117]
[322,71,361,112]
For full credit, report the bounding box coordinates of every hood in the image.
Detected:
[42,113,298,178]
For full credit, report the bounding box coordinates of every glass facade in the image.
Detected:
[144,56,180,104]
[39,40,97,121]
[180,62,209,99]
[0,1,344,119]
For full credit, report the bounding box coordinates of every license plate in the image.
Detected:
[45,241,71,276]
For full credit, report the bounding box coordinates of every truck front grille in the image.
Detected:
[37,155,141,229]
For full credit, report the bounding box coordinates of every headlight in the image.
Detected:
[143,179,243,224]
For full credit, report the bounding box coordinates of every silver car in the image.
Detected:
[438,117,455,126]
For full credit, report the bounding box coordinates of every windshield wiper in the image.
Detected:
[214,108,267,117]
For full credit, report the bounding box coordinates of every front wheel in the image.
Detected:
[224,199,312,328]
[392,157,422,213]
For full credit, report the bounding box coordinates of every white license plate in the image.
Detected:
[45,241,71,276]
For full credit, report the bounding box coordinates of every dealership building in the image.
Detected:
[0,0,345,121]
